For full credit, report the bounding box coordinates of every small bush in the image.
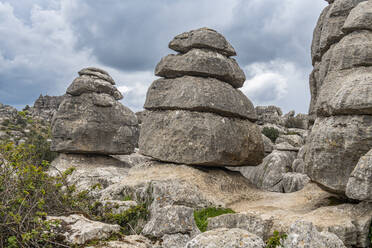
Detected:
[0,142,90,247]
[266,230,287,248]
[194,207,235,232]
[100,204,149,235]
[262,127,280,143]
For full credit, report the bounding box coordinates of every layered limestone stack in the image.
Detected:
[51,67,139,155]
[139,28,264,166]
[305,0,372,194]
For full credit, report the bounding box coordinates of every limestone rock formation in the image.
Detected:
[346,149,372,201]
[139,28,264,166]
[31,94,65,122]
[51,67,139,155]
[169,27,236,56]
[47,214,121,245]
[306,0,372,194]
[283,221,346,248]
[185,228,266,248]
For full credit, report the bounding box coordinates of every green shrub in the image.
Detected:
[266,230,287,248]
[100,204,149,235]
[262,127,280,143]
[194,207,235,232]
[0,142,87,247]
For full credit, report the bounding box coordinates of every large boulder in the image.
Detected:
[305,115,372,193]
[144,76,257,120]
[315,67,372,116]
[343,0,372,33]
[51,68,139,155]
[155,48,246,88]
[283,221,346,248]
[238,150,297,192]
[346,149,372,201]
[139,110,263,166]
[307,0,372,197]
[140,28,264,167]
[169,27,236,57]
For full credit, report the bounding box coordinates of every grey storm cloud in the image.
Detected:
[0,0,327,113]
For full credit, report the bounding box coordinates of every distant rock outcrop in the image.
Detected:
[139,28,264,166]
[31,94,65,122]
[51,67,139,155]
[305,0,372,195]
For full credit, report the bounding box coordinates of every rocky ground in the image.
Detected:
[1,0,372,247]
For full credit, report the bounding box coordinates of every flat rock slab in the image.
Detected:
[51,93,139,155]
[78,67,115,85]
[305,115,372,194]
[346,149,372,201]
[48,214,120,245]
[144,76,257,120]
[186,228,265,248]
[169,27,236,56]
[48,153,130,196]
[67,75,123,100]
[139,110,264,166]
[155,49,246,88]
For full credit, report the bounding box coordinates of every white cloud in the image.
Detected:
[242,60,310,114]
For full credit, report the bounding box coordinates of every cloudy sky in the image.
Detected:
[0,0,327,114]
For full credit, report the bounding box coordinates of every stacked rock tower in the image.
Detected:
[305,0,372,195]
[51,67,139,155]
[139,28,264,166]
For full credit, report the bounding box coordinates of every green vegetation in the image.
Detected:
[265,230,287,248]
[100,204,149,235]
[194,207,235,232]
[262,127,280,143]
[0,142,150,247]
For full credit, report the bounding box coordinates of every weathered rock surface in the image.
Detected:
[48,153,130,196]
[328,30,372,72]
[308,0,372,199]
[315,67,372,116]
[86,236,154,248]
[275,134,304,149]
[162,234,191,248]
[31,94,65,122]
[142,205,200,238]
[237,150,297,192]
[283,221,346,248]
[78,67,115,85]
[282,173,311,193]
[343,0,372,33]
[144,76,257,120]
[207,213,273,240]
[305,115,372,193]
[52,93,138,155]
[67,75,123,100]
[48,214,120,245]
[319,0,366,54]
[139,110,264,166]
[155,48,246,88]
[51,68,139,155]
[135,110,149,124]
[262,134,274,155]
[185,228,266,248]
[346,149,372,201]
[169,27,236,56]
[255,105,283,125]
